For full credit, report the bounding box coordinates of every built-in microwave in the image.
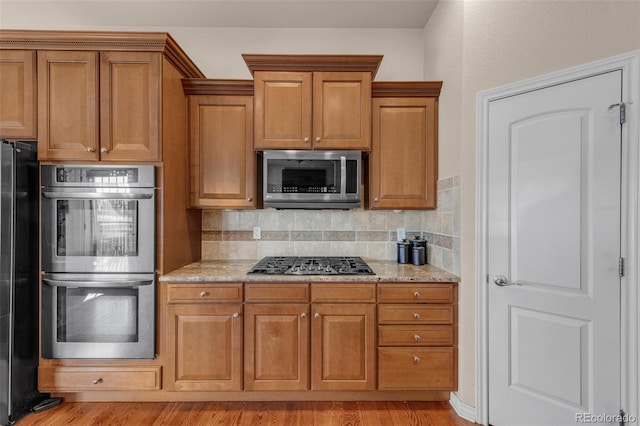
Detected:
[263,150,361,209]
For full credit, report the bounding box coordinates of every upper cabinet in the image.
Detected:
[37,50,161,162]
[244,54,382,151]
[369,82,442,210]
[0,50,36,139]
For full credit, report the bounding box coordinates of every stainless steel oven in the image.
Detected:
[41,165,155,273]
[41,273,155,359]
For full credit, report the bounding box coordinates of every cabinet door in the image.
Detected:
[0,50,36,138]
[166,304,242,391]
[313,72,371,150]
[254,71,312,150]
[311,303,375,390]
[370,97,438,209]
[37,51,99,161]
[244,304,309,390]
[188,95,256,208]
[100,51,161,161]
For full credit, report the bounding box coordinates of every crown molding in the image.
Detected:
[242,54,383,78]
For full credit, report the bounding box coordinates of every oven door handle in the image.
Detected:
[42,191,153,200]
[42,278,154,288]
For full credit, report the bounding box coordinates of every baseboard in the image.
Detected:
[449,391,477,424]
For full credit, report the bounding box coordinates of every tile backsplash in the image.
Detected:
[202,176,460,275]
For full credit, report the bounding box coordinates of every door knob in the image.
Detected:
[493,275,514,286]
[100,147,108,153]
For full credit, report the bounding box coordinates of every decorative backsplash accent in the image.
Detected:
[201,176,460,275]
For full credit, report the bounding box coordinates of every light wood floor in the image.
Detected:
[18,401,476,425]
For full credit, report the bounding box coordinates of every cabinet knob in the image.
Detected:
[232,312,239,319]
[314,313,321,319]
[413,313,421,319]
[100,147,108,153]
[86,147,95,153]
[315,137,321,143]
[92,378,103,385]
[247,197,253,202]
[373,197,379,202]
[414,291,420,298]
[414,335,421,342]
[300,313,307,318]
[200,291,208,298]
[414,356,421,363]
[304,137,310,144]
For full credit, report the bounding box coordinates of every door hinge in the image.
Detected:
[608,102,626,125]
[619,257,625,277]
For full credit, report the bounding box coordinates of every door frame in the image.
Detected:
[476,50,640,425]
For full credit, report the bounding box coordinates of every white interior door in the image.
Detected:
[487,71,622,425]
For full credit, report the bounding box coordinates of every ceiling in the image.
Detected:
[0,0,440,29]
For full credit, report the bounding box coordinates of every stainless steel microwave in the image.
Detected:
[263,150,361,209]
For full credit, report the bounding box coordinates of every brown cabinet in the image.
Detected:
[377,282,457,391]
[37,50,161,161]
[254,71,371,151]
[38,366,161,392]
[244,283,309,391]
[369,82,442,209]
[0,50,36,138]
[184,82,256,208]
[310,283,376,390]
[165,283,243,391]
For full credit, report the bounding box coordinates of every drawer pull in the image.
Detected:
[414,356,421,363]
[200,291,208,297]
[414,291,420,298]
[414,335,421,341]
[413,313,421,319]
[232,312,239,319]
[92,378,103,385]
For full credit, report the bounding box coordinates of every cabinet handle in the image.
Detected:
[100,147,108,153]
[200,291,208,297]
[92,378,103,385]
[232,313,239,319]
[304,137,310,144]
[86,147,95,153]
[373,197,379,202]
[414,356,421,363]
[413,313,421,319]
[414,335,421,342]
[315,137,321,143]
[247,197,253,202]
[414,291,420,298]
[300,313,307,318]
[314,313,321,319]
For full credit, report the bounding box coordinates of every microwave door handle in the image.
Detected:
[42,192,153,200]
[42,278,153,288]
[340,156,347,197]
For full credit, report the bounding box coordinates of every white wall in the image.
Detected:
[423,0,640,410]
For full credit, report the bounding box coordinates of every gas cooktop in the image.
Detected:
[247,256,375,276]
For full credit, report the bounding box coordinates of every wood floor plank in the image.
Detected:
[17,400,476,425]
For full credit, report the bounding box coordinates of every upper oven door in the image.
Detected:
[41,187,155,273]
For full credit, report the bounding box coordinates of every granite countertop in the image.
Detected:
[160,259,459,283]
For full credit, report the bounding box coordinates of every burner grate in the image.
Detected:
[248,256,374,275]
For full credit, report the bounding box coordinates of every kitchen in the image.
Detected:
[0,1,639,425]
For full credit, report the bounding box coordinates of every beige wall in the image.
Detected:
[423,0,640,408]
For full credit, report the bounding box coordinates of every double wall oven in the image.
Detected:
[41,165,156,359]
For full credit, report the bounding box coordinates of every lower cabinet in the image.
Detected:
[38,366,161,392]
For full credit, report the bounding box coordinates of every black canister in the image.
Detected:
[397,239,411,264]
[410,236,427,265]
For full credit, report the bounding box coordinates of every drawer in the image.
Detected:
[378,304,453,324]
[378,283,454,303]
[38,366,161,391]
[245,283,309,302]
[378,325,455,346]
[166,283,242,304]
[378,347,455,390]
[311,283,376,303]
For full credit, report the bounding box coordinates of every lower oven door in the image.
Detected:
[42,273,155,359]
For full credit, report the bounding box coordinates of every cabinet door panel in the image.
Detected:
[0,50,36,138]
[100,51,161,161]
[188,95,255,208]
[254,71,311,149]
[38,51,99,160]
[311,303,375,390]
[245,304,309,390]
[370,97,437,209]
[313,72,371,150]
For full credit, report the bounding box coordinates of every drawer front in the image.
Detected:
[377,283,454,303]
[378,347,455,390]
[167,283,243,304]
[378,325,454,346]
[245,283,309,302]
[311,283,376,303]
[378,304,453,324]
[38,366,161,391]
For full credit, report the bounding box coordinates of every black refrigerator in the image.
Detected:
[0,140,46,425]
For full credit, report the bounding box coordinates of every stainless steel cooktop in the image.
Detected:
[247,256,375,276]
